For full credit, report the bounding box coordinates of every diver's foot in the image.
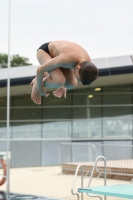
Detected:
[30,78,41,105]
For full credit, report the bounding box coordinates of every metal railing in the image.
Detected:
[59,143,133,180]
[58,142,97,174]
[71,156,106,200]
[96,144,133,180]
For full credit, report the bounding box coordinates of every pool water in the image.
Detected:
[0,192,60,200]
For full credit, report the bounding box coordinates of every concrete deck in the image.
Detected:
[0,166,130,200]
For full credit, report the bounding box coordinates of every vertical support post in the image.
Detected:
[81,167,83,200]
[71,143,73,163]
[6,0,11,198]
[104,157,106,200]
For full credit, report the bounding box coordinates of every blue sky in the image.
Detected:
[0,0,133,65]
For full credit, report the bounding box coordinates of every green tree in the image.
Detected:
[0,54,8,68]
[10,54,32,67]
[0,53,32,68]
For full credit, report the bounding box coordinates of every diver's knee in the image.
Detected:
[65,80,77,89]
[56,77,66,87]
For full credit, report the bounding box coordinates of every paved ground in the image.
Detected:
[0,166,129,200]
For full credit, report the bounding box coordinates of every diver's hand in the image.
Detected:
[53,86,67,98]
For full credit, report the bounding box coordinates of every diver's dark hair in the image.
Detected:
[79,61,99,85]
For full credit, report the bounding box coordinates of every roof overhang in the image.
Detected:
[0,55,133,97]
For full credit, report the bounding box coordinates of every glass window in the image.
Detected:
[42,121,71,138]
[42,91,72,106]
[0,108,7,121]
[0,97,9,121]
[103,116,132,138]
[72,107,88,119]
[103,106,132,137]
[103,94,131,105]
[0,97,7,106]
[12,122,42,138]
[72,117,102,138]
[72,89,102,138]
[12,107,42,121]
[13,95,42,120]
[42,107,71,120]
[73,88,102,105]
[0,122,12,139]
[102,84,132,138]
[13,94,34,107]
[103,84,131,93]
[0,83,132,140]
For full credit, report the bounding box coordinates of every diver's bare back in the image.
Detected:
[48,40,91,64]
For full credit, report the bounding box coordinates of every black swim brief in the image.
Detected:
[37,42,51,54]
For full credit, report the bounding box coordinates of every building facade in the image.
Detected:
[0,55,133,167]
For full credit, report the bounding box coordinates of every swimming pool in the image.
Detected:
[0,192,61,200]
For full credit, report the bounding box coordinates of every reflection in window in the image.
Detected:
[0,123,12,139]
[42,121,71,138]
[12,122,41,138]
[72,118,102,138]
[0,84,132,140]
[103,116,132,137]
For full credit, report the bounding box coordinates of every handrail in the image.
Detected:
[87,156,106,187]
[86,156,106,200]
[58,142,97,168]
[71,164,82,200]
[71,156,106,200]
